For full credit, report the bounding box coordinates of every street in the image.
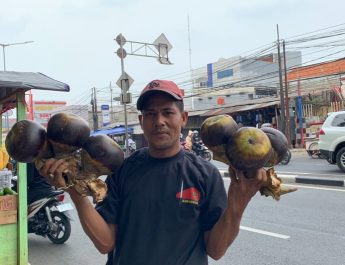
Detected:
[28,152,345,265]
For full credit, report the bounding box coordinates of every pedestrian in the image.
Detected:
[39,79,267,265]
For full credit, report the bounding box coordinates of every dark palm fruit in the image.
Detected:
[260,127,288,164]
[201,114,239,147]
[226,127,273,171]
[81,135,124,175]
[5,120,51,163]
[47,112,91,147]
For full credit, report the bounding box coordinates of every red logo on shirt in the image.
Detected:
[176,187,200,205]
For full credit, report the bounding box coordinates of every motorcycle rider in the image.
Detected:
[12,162,55,204]
[27,162,56,204]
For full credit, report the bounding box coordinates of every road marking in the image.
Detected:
[277,171,342,177]
[284,184,345,192]
[240,226,290,239]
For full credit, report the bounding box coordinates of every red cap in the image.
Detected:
[136,80,184,110]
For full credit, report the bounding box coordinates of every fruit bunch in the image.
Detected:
[5,113,124,203]
[0,187,16,196]
[200,114,297,201]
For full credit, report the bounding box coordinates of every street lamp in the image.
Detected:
[115,33,173,157]
[0,41,34,71]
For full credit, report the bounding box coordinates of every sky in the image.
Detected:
[1,0,345,107]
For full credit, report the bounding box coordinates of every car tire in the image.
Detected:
[336,147,345,172]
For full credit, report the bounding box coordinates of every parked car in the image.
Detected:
[318,110,345,172]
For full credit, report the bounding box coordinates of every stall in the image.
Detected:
[0,71,69,265]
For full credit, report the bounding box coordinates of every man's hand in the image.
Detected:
[38,158,70,189]
[227,167,267,217]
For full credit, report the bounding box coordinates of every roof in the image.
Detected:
[0,71,70,114]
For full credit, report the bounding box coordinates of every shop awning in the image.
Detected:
[91,126,134,136]
[201,100,280,116]
[0,71,70,114]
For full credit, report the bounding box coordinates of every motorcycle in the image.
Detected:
[192,140,212,161]
[12,176,73,244]
[279,149,291,165]
[28,190,73,244]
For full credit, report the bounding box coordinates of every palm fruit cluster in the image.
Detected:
[5,113,124,203]
[200,114,297,201]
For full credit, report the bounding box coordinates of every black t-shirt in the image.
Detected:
[96,148,227,265]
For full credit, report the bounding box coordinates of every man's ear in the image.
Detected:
[138,114,143,128]
[181,111,188,128]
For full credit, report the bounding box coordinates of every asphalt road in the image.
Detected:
[209,178,345,265]
[28,153,345,265]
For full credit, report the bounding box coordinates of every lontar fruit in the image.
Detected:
[261,127,288,165]
[47,112,91,148]
[81,135,124,175]
[226,127,273,171]
[46,112,91,155]
[5,120,52,163]
[201,114,239,147]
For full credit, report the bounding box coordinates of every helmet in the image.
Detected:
[261,123,272,128]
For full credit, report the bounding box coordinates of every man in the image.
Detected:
[39,80,267,265]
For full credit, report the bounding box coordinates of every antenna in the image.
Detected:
[187,15,194,110]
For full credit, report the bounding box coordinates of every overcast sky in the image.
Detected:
[1,0,345,106]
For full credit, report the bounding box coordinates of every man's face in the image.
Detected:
[139,93,188,157]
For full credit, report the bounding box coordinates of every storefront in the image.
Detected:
[0,71,69,265]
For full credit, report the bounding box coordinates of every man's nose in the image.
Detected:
[154,113,165,126]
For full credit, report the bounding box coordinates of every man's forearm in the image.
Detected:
[205,207,242,260]
[69,189,116,254]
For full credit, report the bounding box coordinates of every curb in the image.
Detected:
[219,170,345,187]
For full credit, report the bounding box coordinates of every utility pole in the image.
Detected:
[115,33,173,157]
[282,40,291,146]
[91,87,98,130]
[110,81,113,123]
[276,24,286,135]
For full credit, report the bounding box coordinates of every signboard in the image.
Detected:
[33,101,67,127]
[101,104,110,126]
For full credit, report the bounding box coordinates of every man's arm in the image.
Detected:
[39,158,116,254]
[69,189,116,253]
[204,168,267,260]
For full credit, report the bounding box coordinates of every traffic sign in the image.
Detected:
[116,47,127,59]
[115,34,126,46]
[116,72,134,92]
[153,33,172,57]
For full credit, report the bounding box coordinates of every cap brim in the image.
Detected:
[137,89,182,110]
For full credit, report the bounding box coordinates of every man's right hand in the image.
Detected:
[38,158,70,189]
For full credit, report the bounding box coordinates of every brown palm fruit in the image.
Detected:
[201,114,239,147]
[75,135,124,203]
[5,120,53,163]
[260,127,289,166]
[226,127,273,172]
[81,135,124,176]
[47,112,91,155]
[200,115,238,165]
